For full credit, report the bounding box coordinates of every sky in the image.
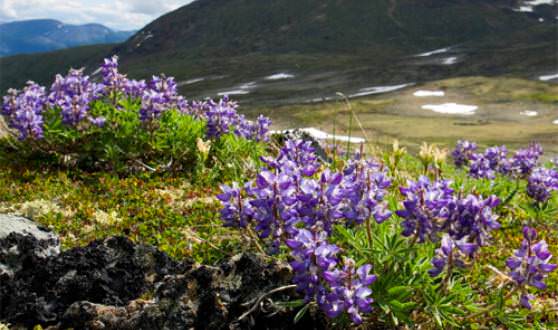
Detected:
[0,0,195,30]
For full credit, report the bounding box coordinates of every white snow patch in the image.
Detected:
[265,73,295,80]
[513,0,553,13]
[520,111,539,117]
[415,48,450,57]
[441,57,459,65]
[526,0,553,5]
[239,81,258,89]
[422,103,478,115]
[136,32,153,48]
[179,78,205,86]
[217,90,250,96]
[273,128,365,144]
[349,83,411,98]
[514,6,534,12]
[413,90,445,97]
[539,73,558,81]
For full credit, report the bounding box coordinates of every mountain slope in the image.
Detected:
[0,19,134,56]
[0,0,556,105]
[117,0,550,56]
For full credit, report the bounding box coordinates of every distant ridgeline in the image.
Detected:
[0,19,134,57]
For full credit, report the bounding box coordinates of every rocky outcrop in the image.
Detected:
[0,215,60,278]
[0,216,325,329]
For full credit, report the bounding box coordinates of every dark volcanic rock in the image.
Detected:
[1,235,186,327]
[0,224,326,329]
[60,253,326,329]
[272,129,330,162]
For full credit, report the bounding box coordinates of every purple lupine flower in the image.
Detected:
[204,96,240,138]
[396,176,454,242]
[429,234,478,277]
[322,259,377,324]
[217,183,253,228]
[123,79,147,99]
[469,145,509,179]
[215,138,389,325]
[296,169,347,234]
[1,88,18,116]
[149,75,178,97]
[249,169,299,252]
[446,194,501,247]
[182,96,271,142]
[87,116,106,128]
[1,81,47,140]
[256,115,272,142]
[268,139,321,176]
[526,167,558,203]
[48,68,105,126]
[286,228,340,301]
[235,114,271,142]
[342,157,392,225]
[101,55,127,92]
[509,143,543,178]
[452,140,477,168]
[507,227,557,309]
[139,75,188,121]
[186,100,210,119]
[468,153,495,179]
[140,89,167,121]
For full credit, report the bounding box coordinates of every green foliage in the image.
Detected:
[1,99,265,184]
[0,114,557,328]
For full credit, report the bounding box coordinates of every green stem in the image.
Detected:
[442,251,453,293]
[365,216,373,250]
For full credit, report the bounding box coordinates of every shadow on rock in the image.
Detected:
[1,231,326,329]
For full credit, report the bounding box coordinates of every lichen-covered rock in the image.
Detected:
[60,253,326,329]
[0,214,60,278]
[1,231,326,329]
[0,235,186,327]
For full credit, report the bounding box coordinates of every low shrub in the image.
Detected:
[0,56,270,180]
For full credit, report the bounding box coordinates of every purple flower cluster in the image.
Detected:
[429,234,477,277]
[526,167,558,203]
[287,229,377,324]
[452,140,477,168]
[101,56,147,99]
[397,176,454,242]
[218,139,392,323]
[509,143,543,177]
[189,96,270,141]
[452,141,543,179]
[48,68,105,127]
[342,157,392,225]
[445,194,501,247]
[396,176,501,276]
[1,56,271,143]
[507,227,557,309]
[323,258,377,324]
[468,145,508,179]
[140,75,188,121]
[1,82,46,140]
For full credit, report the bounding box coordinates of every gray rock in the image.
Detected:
[0,214,60,278]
